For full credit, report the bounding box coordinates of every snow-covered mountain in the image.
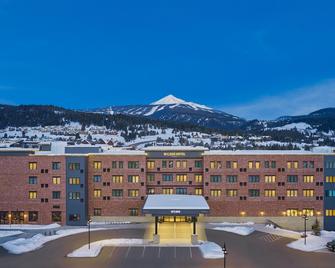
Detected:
[92,95,246,130]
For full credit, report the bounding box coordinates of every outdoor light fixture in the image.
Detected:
[260,211,265,216]
[222,242,228,268]
[282,211,287,216]
[301,214,309,245]
[87,218,92,250]
[240,211,246,216]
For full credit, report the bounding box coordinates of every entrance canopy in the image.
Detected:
[142,194,210,216]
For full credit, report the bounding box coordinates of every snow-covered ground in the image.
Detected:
[287,231,335,252]
[0,223,60,230]
[198,241,224,259]
[1,228,105,254]
[213,226,255,236]
[0,231,23,238]
[209,221,254,226]
[91,221,130,225]
[68,239,146,257]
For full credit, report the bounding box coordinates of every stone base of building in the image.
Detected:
[191,234,199,245]
[153,234,160,244]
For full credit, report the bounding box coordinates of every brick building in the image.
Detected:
[0,146,334,230]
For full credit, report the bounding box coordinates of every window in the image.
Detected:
[162,174,173,181]
[168,160,173,168]
[326,176,335,183]
[195,188,203,195]
[226,161,232,168]
[52,176,61,185]
[287,175,298,183]
[147,174,155,182]
[93,175,102,183]
[28,191,37,199]
[210,161,215,169]
[195,174,203,183]
[264,189,276,197]
[226,189,238,197]
[112,175,123,183]
[176,174,187,182]
[112,161,117,169]
[286,209,298,216]
[112,189,123,197]
[176,188,187,194]
[303,189,314,197]
[69,192,81,199]
[128,189,139,197]
[68,177,80,184]
[93,189,101,198]
[265,175,276,183]
[128,161,139,169]
[147,188,155,194]
[195,160,203,168]
[271,161,276,168]
[248,161,253,169]
[232,161,238,169]
[326,210,335,216]
[302,209,314,216]
[303,175,314,183]
[162,160,167,168]
[29,162,37,170]
[93,161,102,169]
[326,190,335,197]
[210,189,222,197]
[264,161,270,168]
[52,162,61,170]
[52,191,61,199]
[248,189,260,197]
[147,161,155,169]
[163,188,173,194]
[129,208,139,216]
[93,208,101,216]
[287,189,298,197]
[255,161,260,169]
[287,161,299,169]
[69,214,80,221]
[226,175,238,183]
[51,211,62,222]
[68,163,80,170]
[210,161,222,169]
[176,160,187,168]
[119,161,124,169]
[210,175,222,183]
[28,211,38,222]
[248,175,260,183]
[128,175,139,183]
[28,176,38,184]
[303,161,314,168]
[326,161,335,169]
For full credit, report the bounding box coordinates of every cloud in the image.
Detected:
[223,79,335,120]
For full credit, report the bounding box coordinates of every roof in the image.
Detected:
[203,150,332,155]
[144,146,208,152]
[143,194,210,210]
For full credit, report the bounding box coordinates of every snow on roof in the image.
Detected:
[144,146,208,151]
[203,150,332,155]
[143,194,209,210]
[90,150,146,156]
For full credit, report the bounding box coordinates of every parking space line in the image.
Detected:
[109,247,116,257]
[141,246,146,258]
[158,247,161,258]
[125,246,131,258]
[189,247,192,259]
[174,247,176,258]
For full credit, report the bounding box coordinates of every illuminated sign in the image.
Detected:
[170,210,181,214]
[163,152,186,157]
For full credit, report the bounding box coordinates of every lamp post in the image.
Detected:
[301,214,309,245]
[222,242,228,268]
[87,219,92,250]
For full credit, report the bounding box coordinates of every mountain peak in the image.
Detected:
[151,94,185,105]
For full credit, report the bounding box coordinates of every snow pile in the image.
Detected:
[213,226,255,236]
[91,221,130,225]
[198,241,224,259]
[1,228,105,254]
[0,231,23,238]
[273,123,316,133]
[287,231,335,252]
[0,223,60,230]
[262,224,301,239]
[210,221,254,226]
[67,239,145,257]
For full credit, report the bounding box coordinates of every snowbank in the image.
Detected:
[213,226,255,236]
[67,239,145,257]
[210,221,254,226]
[0,223,60,230]
[1,228,105,254]
[198,241,224,259]
[91,221,130,225]
[287,231,335,252]
[261,224,301,239]
[0,231,23,238]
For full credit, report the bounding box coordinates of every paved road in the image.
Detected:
[0,228,334,268]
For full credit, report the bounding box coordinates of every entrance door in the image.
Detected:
[160,216,192,222]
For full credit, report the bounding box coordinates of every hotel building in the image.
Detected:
[0,146,334,231]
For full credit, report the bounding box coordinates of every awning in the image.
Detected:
[142,194,210,216]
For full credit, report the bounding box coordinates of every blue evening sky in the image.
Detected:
[0,0,334,119]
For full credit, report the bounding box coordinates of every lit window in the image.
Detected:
[326,176,335,183]
[248,161,253,169]
[264,189,276,197]
[93,208,102,216]
[128,175,139,183]
[265,175,276,183]
[147,161,155,169]
[195,188,203,195]
[195,174,203,183]
[210,189,222,197]
[93,161,102,169]
[163,188,173,194]
[29,162,37,170]
[128,189,139,197]
[286,209,298,216]
[325,210,335,216]
[226,189,238,197]
[303,189,314,197]
[302,209,314,216]
[52,176,61,184]
[232,161,238,169]
[129,208,138,216]
[28,191,37,199]
[68,177,80,184]
[69,163,80,170]
[94,189,102,198]
[176,174,187,182]
[112,175,123,183]
[303,175,314,183]
[210,161,216,169]
[255,161,260,169]
[147,188,155,194]
[287,189,298,197]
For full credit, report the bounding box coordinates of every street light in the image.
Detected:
[87,219,92,250]
[301,214,309,245]
[222,242,228,268]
